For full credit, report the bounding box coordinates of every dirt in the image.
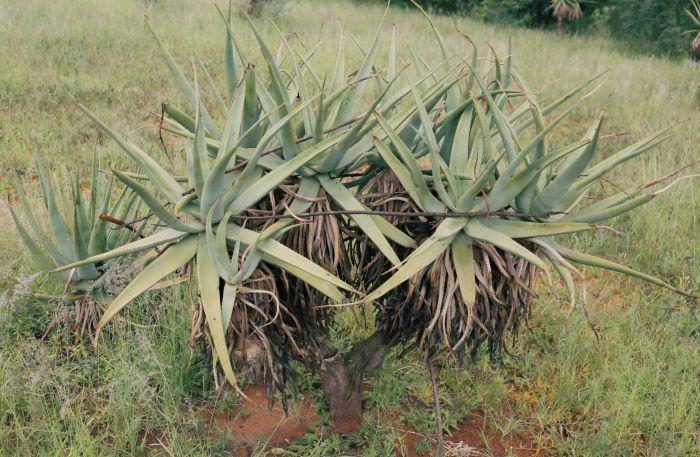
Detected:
[136,429,170,454]
[395,408,542,457]
[190,382,546,456]
[201,383,319,456]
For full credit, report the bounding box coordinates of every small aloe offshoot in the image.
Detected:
[10,153,142,335]
[15,3,696,438]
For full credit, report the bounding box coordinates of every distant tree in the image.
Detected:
[550,0,583,35]
[685,0,700,59]
[606,0,693,58]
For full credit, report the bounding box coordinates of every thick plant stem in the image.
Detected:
[315,330,392,433]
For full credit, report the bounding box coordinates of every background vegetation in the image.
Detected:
[1,0,698,455]
[360,0,700,58]
[605,0,697,58]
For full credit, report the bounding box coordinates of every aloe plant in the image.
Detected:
[9,154,142,335]
[27,5,695,435]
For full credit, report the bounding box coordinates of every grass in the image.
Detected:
[1,0,699,455]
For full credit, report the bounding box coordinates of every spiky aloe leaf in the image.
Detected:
[76,104,185,206]
[54,229,186,273]
[223,222,356,298]
[318,175,401,266]
[112,170,203,233]
[546,240,692,297]
[146,20,220,138]
[9,206,55,271]
[96,235,198,333]
[452,232,476,308]
[12,171,68,265]
[196,234,243,394]
[362,218,466,304]
[463,220,546,270]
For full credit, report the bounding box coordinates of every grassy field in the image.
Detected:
[1,0,699,455]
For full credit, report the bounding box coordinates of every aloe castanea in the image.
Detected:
[13,5,697,437]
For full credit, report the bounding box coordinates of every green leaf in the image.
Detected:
[549,240,691,296]
[222,96,317,213]
[362,233,455,304]
[164,104,196,134]
[89,151,100,222]
[318,175,401,266]
[196,234,241,392]
[372,137,425,210]
[464,220,546,270]
[374,110,445,212]
[456,154,503,211]
[200,100,279,222]
[187,75,211,200]
[448,108,473,175]
[97,235,198,332]
[225,130,335,215]
[240,67,261,148]
[87,175,114,257]
[146,20,220,138]
[319,72,401,172]
[112,169,203,233]
[206,208,235,283]
[76,103,185,205]
[563,186,645,221]
[194,50,228,116]
[333,5,387,126]
[452,232,476,307]
[531,115,603,213]
[12,171,67,264]
[222,3,245,102]
[9,206,55,271]
[565,193,655,223]
[221,283,238,335]
[54,228,186,273]
[224,223,355,300]
[573,127,673,192]
[36,163,74,263]
[244,15,299,160]
[71,175,100,280]
[479,219,597,238]
[477,139,590,212]
[467,64,518,161]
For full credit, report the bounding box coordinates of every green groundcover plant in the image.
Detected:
[10,3,696,434]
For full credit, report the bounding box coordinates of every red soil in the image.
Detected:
[194,383,543,456]
[202,383,319,456]
[396,409,541,457]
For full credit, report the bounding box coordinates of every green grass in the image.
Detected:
[1,0,699,455]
